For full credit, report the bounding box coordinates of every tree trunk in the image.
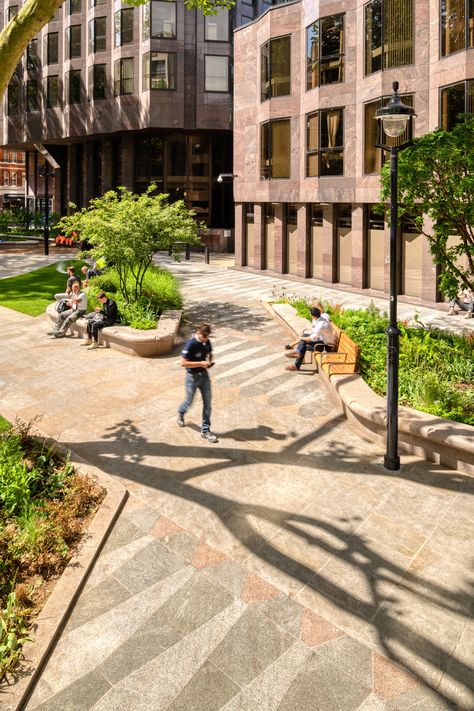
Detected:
[0,0,65,99]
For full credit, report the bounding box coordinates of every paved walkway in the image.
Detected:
[0,253,472,710]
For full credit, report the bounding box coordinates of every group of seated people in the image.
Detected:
[49,264,118,350]
[448,288,473,318]
[284,303,335,372]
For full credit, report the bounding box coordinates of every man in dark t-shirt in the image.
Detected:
[177,323,218,443]
[55,266,81,301]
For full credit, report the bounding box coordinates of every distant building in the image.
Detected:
[233,0,472,305]
[0,147,25,209]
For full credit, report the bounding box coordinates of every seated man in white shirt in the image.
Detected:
[49,282,88,338]
[448,287,473,319]
[285,306,335,371]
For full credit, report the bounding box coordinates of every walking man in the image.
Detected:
[177,323,218,443]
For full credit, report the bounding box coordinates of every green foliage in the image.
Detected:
[276,297,474,425]
[379,118,474,297]
[58,186,201,304]
[0,592,32,680]
[0,434,39,518]
[86,265,182,330]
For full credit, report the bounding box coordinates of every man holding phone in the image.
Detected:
[177,323,218,443]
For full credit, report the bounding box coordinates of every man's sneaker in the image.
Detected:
[81,339,93,346]
[47,331,57,336]
[87,342,100,350]
[177,413,185,427]
[201,431,218,443]
[447,308,458,316]
[54,332,65,338]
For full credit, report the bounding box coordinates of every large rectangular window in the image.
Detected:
[115,8,134,46]
[26,39,39,70]
[45,32,59,64]
[7,83,19,115]
[68,69,82,104]
[7,6,18,21]
[364,94,413,173]
[114,57,134,95]
[143,1,177,39]
[89,17,107,53]
[261,35,290,101]
[205,9,229,41]
[440,80,474,129]
[143,52,176,90]
[46,75,60,107]
[440,0,474,56]
[67,25,82,58]
[89,63,107,99]
[204,55,229,92]
[26,80,39,111]
[306,109,344,177]
[365,0,413,75]
[68,0,81,13]
[306,13,344,90]
[261,119,291,179]
[89,0,107,6]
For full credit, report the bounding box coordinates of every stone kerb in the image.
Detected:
[46,304,182,358]
[266,301,474,476]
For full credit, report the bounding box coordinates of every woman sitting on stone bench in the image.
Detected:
[284,306,335,372]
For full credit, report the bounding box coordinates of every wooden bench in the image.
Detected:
[315,328,360,376]
[46,303,181,358]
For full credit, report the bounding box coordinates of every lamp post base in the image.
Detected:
[384,454,400,471]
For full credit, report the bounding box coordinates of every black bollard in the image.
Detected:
[185,243,190,260]
[204,246,210,264]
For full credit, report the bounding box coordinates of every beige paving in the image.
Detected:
[0,253,472,710]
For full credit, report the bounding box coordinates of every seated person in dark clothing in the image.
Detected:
[81,292,118,350]
[285,306,335,371]
[55,266,81,300]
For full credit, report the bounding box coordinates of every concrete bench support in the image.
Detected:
[46,303,181,358]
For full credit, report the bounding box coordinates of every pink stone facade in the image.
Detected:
[233,0,470,305]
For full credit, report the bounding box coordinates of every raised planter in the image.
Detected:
[267,301,474,476]
[46,303,182,358]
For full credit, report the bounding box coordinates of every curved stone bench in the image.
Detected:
[46,303,181,358]
[267,301,474,475]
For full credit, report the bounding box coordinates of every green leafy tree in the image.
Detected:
[379,119,474,297]
[57,186,202,302]
[0,0,234,101]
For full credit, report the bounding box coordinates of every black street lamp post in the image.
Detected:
[38,162,55,256]
[375,81,416,471]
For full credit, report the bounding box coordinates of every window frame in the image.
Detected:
[204,9,229,42]
[363,94,413,174]
[305,108,345,178]
[89,16,107,53]
[89,63,108,100]
[67,68,82,104]
[115,7,134,47]
[261,34,291,102]
[46,75,60,107]
[26,38,39,70]
[440,0,474,57]
[143,0,177,40]
[114,57,134,96]
[68,0,81,14]
[439,79,474,129]
[142,51,177,91]
[7,83,20,115]
[45,32,59,65]
[26,79,39,112]
[67,24,82,59]
[306,13,345,91]
[260,118,291,180]
[204,54,229,93]
[364,0,414,76]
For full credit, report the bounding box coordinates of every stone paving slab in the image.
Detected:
[0,254,472,710]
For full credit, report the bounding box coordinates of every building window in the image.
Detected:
[440,80,474,130]
[68,0,81,14]
[68,69,82,103]
[46,75,60,107]
[89,63,107,99]
[365,0,413,75]
[45,32,59,64]
[204,55,229,92]
[89,17,107,53]
[306,108,344,177]
[7,6,18,21]
[26,39,39,70]
[11,152,17,162]
[26,80,39,111]
[364,94,413,173]
[306,14,344,90]
[89,0,107,6]
[261,35,290,101]
[67,25,82,59]
[143,52,176,90]
[115,8,134,47]
[261,118,291,179]
[7,83,19,115]
[143,1,177,39]
[205,9,229,41]
[3,172,9,186]
[440,0,474,55]
[114,57,134,95]
[12,172,17,186]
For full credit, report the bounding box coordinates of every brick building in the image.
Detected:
[0,147,25,209]
[233,0,473,306]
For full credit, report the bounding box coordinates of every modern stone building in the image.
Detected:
[0,0,261,234]
[233,0,473,305]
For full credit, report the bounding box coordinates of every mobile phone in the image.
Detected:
[207,362,215,368]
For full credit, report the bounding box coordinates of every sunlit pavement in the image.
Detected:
[0,251,472,710]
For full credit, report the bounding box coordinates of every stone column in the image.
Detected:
[297,204,309,278]
[235,203,244,266]
[273,203,285,274]
[101,137,113,194]
[120,134,135,191]
[322,203,336,283]
[254,203,264,270]
[351,203,364,289]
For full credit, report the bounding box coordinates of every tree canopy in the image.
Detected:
[0,0,234,100]
[57,186,202,302]
[379,118,474,297]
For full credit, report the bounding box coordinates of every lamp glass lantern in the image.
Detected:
[375,81,415,144]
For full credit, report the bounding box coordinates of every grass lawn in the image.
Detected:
[0,416,10,432]
[0,260,86,316]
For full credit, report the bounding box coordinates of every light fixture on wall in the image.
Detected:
[217,173,237,183]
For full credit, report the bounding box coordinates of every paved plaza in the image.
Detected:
[0,251,472,710]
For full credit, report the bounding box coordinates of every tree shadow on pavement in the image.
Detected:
[182,301,270,332]
[63,416,474,707]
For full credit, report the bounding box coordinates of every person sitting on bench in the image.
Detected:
[285,306,335,372]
